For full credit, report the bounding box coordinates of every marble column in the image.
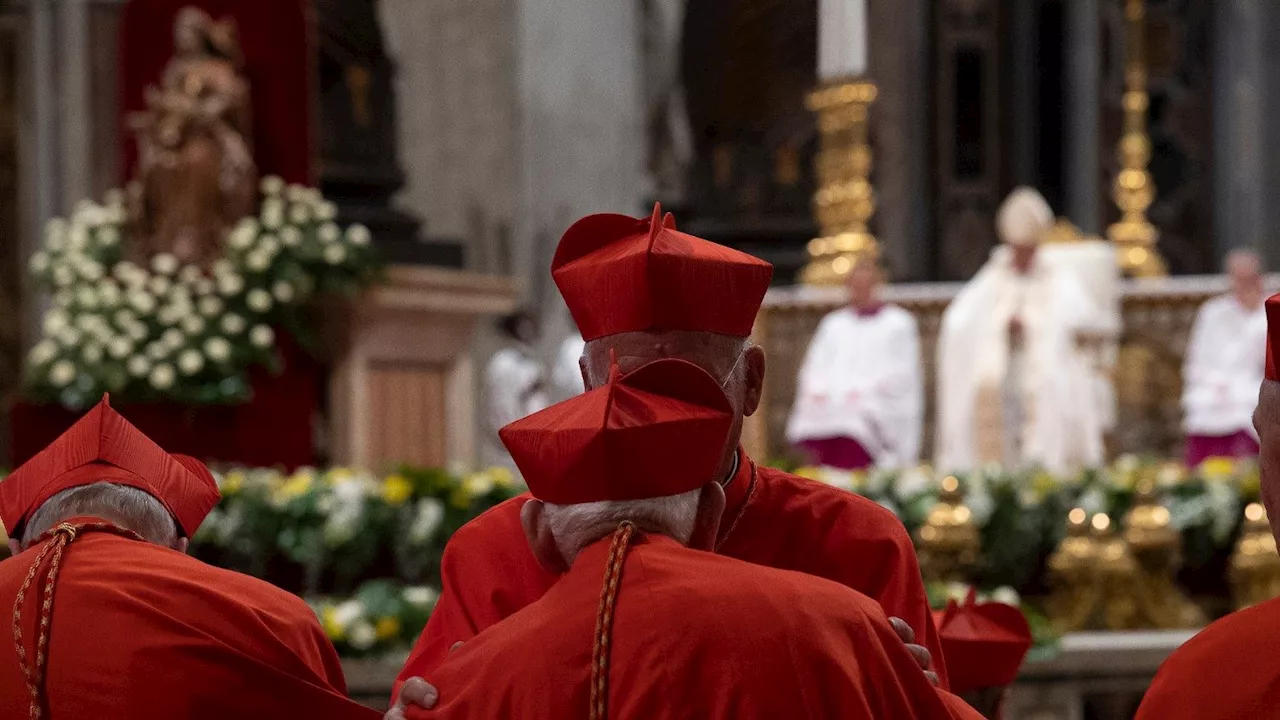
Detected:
[1066,0,1102,234]
[1009,0,1039,187]
[1214,0,1265,260]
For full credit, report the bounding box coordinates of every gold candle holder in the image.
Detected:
[1230,503,1280,610]
[1108,0,1167,278]
[800,79,879,286]
[916,475,980,585]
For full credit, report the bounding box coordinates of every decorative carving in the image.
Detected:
[128,7,256,270]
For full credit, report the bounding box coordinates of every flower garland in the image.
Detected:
[24,176,379,408]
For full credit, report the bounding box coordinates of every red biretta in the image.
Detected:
[396,204,946,696]
[412,358,979,719]
[0,396,378,719]
[1135,293,1280,720]
[933,591,1034,718]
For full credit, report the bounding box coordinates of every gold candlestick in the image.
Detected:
[1108,0,1167,277]
[916,475,980,585]
[1230,503,1280,610]
[801,78,879,286]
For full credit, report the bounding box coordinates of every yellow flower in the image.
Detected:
[321,607,344,641]
[489,467,515,489]
[794,466,823,481]
[464,472,496,498]
[1031,471,1058,498]
[849,471,867,492]
[1199,457,1236,481]
[381,475,414,506]
[375,616,402,641]
[221,471,245,497]
[272,472,314,505]
[325,468,356,486]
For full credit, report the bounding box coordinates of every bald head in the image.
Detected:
[1227,250,1264,310]
[580,330,765,479]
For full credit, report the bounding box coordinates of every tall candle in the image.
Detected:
[818,0,868,81]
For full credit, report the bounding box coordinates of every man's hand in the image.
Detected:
[383,678,437,720]
[889,617,939,687]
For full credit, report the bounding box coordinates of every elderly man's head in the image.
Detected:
[1226,250,1264,309]
[579,331,765,477]
[7,482,186,556]
[1257,380,1280,541]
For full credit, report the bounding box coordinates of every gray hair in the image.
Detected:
[21,483,179,547]
[543,488,701,562]
[581,333,751,389]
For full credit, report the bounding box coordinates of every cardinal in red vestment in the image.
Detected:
[933,592,1034,718]
[0,396,378,719]
[405,358,978,719]
[394,205,946,706]
[1134,293,1280,720]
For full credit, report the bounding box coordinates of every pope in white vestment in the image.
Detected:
[1182,250,1268,465]
[935,188,1105,476]
[787,261,923,469]
[482,312,550,474]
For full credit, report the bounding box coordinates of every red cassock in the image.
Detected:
[0,520,379,719]
[396,454,944,693]
[1135,595,1280,719]
[413,533,977,720]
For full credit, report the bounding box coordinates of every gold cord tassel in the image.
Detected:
[589,522,636,720]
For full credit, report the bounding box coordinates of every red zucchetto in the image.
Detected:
[0,395,219,538]
[551,203,774,342]
[498,358,733,505]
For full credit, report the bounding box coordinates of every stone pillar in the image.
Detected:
[1214,0,1265,260]
[1066,0,1102,234]
[1009,0,1039,187]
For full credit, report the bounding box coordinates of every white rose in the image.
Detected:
[286,184,308,203]
[48,360,77,388]
[177,266,202,286]
[55,327,81,348]
[97,226,120,247]
[149,363,176,390]
[318,223,341,244]
[178,350,205,376]
[97,280,122,307]
[148,276,171,297]
[221,314,247,335]
[245,252,271,273]
[108,336,133,359]
[315,201,338,222]
[230,224,255,251]
[346,224,372,247]
[52,265,76,288]
[129,291,157,314]
[151,254,179,276]
[82,343,104,364]
[43,310,69,335]
[127,355,151,378]
[28,341,58,366]
[280,227,302,247]
[44,218,67,244]
[217,273,245,296]
[125,323,148,343]
[323,245,348,265]
[145,342,168,361]
[259,236,280,258]
[261,176,285,195]
[28,251,50,275]
[113,261,139,283]
[52,290,74,307]
[104,188,125,208]
[262,199,284,229]
[193,278,215,296]
[78,260,105,282]
[247,289,273,313]
[404,587,440,609]
[205,337,232,363]
[198,296,224,317]
[272,281,296,303]
[112,309,136,327]
[181,315,206,335]
[74,287,98,310]
[348,621,377,651]
[288,203,311,225]
[157,306,180,327]
[68,224,89,249]
[212,260,235,278]
[249,325,275,348]
[161,328,184,350]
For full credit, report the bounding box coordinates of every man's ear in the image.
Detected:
[521,498,568,574]
[7,539,20,556]
[688,482,726,552]
[741,345,766,417]
[172,537,190,554]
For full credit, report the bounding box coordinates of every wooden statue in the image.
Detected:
[129,6,256,269]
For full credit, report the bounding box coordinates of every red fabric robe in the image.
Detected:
[1135,595,1280,719]
[412,533,975,719]
[396,450,946,696]
[0,520,379,719]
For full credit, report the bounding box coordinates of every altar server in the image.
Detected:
[0,397,377,719]
[1182,250,1268,465]
[1134,293,1280,720]
[410,358,979,720]
[936,187,1105,475]
[787,257,923,469]
[481,310,550,473]
[393,204,946,702]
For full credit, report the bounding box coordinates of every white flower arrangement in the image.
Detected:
[23,176,379,408]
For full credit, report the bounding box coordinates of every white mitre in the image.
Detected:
[996,187,1054,246]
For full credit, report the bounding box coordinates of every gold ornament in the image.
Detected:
[1047,510,1138,632]
[801,79,879,285]
[1120,481,1205,628]
[1230,503,1280,610]
[916,475,980,584]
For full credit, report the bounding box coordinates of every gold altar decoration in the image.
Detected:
[1120,481,1205,628]
[1230,503,1280,610]
[129,7,256,270]
[1107,0,1167,278]
[1048,510,1123,632]
[800,79,879,286]
[1043,218,1085,245]
[916,475,980,584]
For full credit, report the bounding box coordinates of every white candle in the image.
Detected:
[818,0,868,81]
